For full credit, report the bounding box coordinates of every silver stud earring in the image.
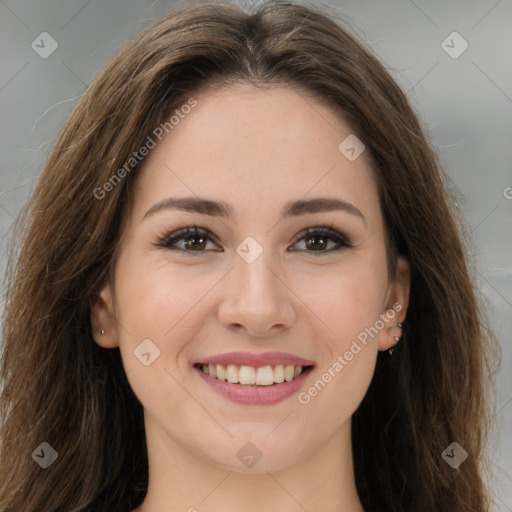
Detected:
[101,329,105,335]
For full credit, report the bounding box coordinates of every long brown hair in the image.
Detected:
[0,1,499,510]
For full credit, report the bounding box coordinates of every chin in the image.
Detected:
[195,432,312,474]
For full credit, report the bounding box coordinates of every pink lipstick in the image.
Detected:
[193,351,315,405]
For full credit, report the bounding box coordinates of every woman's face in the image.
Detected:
[92,84,409,472]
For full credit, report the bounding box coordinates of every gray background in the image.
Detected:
[0,0,511,509]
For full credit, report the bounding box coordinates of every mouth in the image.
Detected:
[194,363,314,386]
[192,352,315,405]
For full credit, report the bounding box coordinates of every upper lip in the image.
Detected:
[194,351,315,367]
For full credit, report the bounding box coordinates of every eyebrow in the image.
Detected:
[142,196,366,225]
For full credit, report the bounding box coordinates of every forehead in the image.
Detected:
[130,84,379,225]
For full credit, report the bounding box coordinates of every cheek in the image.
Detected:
[292,260,385,415]
[116,251,215,336]
[291,258,388,344]
[295,268,381,424]
[298,344,376,442]
[114,264,204,414]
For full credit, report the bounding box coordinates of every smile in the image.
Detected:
[193,351,315,405]
[196,363,308,386]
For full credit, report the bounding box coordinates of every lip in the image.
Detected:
[193,351,315,367]
[195,365,314,405]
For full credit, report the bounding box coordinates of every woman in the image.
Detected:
[0,0,498,510]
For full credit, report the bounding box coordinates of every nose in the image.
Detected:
[217,244,297,338]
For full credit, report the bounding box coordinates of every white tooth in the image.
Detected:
[293,366,303,379]
[284,365,294,382]
[201,364,209,374]
[255,365,274,386]
[216,364,227,381]
[274,365,285,383]
[239,365,256,385]
[226,364,239,384]
[208,364,217,378]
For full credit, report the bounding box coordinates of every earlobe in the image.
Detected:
[89,284,120,348]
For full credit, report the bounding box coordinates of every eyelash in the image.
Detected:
[155,222,353,256]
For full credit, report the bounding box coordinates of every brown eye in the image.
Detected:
[157,226,219,254]
[291,226,352,255]
[156,224,352,256]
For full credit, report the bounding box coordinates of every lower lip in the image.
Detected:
[195,366,314,405]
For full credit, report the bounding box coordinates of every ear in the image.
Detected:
[378,255,411,352]
[90,283,120,349]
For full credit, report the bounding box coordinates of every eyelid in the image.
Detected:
[155,224,220,250]
[155,222,353,254]
[290,222,352,247]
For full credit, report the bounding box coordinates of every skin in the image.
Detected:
[91,83,410,512]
